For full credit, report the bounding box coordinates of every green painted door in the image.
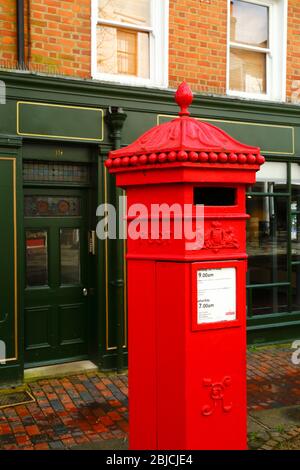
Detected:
[24,188,90,366]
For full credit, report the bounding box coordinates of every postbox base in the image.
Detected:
[128,259,247,451]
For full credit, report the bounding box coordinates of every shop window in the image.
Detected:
[228,0,287,101]
[246,195,288,285]
[291,163,300,263]
[92,0,168,87]
[249,286,288,316]
[247,161,300,318]
[246,161,289,317]
[291,164,300,313]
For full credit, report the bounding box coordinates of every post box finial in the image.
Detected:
[175,82,193,116]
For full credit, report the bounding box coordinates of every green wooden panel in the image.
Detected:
[0,158,17,361]
[24,188,90,366]
[158,115,295,155]
[17,102,104,142]
[23,142,94,163]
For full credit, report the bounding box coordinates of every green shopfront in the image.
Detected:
[0,71,300,385]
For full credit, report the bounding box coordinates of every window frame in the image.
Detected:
[91,0,169,88]
[226,0,287,101]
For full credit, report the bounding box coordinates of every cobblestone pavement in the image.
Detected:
[0,345,299,450]
[0,374,128,450]
[247,346,300,411]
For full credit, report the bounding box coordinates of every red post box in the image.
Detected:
[105,83,265,450]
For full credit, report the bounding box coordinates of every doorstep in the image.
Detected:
[24,360,98,382]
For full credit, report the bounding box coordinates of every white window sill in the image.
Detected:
[92,72,168,89]
[226,89,285,103]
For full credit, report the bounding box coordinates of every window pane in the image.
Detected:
[99,0,150,26]
[230,48,266,94]
[60,229,81,285]
[291,163,300,261]
[230,0,268,48]
[292,265,300,311]
[118,29,137,75]
[23,162,90,184]
[26,230,48,287]
[24,196,81,217]
[247,196,288,284]
[251,287,288,316]
[249,162,288,193]
[97,25,149,78]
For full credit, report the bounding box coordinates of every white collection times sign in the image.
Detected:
[197,267,236,324]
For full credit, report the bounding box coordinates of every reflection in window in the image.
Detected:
[292,265,300,312]
[97,26,149,78]
[230,0,268,47]
[251,287,288,316]
[60,229,81,285]
[291,163,300,262]
[97,0,150,78]
[230,48,266,94]
[247,196,288,285]
[249,161,287,193]
[26,230,48,287]
[229,0,269,94]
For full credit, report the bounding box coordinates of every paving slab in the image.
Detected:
[0,344,299,450]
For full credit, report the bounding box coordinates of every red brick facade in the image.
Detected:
[169,0,227,95]
[0,0,298,101]
[287,0,300,102]
[0,0,90,77]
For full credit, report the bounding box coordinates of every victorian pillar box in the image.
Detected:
[105,83,265,450]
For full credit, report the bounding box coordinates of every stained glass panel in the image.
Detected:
[23,161,90,184]
[24,196,81,217]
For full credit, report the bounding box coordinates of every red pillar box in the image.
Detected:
[105,83,265,450]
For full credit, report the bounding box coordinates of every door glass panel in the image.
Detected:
[291,163,300,262]
[25,196,81,217]
[60,229,81,285]
[246,196,288,284]
[251,286,288,316]
[26,230,48,287]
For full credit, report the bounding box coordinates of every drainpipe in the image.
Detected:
[106,107,127,372]
[17,0,25,69]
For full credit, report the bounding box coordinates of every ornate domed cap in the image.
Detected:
[106,82,265,169]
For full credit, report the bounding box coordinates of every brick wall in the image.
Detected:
[0,0,299,102]
[0,0,91,78]
[0,0,17,67]
[286,0,300,103]
[169,0,227,95]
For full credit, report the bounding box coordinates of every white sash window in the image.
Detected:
[92,0,168,87]
[227,0,287,101]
